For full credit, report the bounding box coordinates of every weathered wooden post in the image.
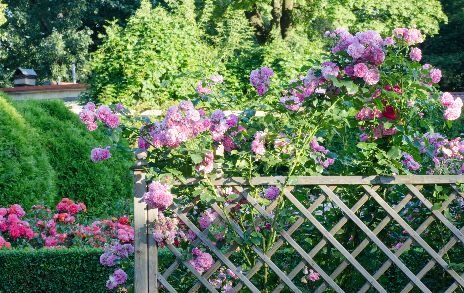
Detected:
[133,150,158,293]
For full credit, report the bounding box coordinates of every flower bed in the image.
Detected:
[0,199,135,290]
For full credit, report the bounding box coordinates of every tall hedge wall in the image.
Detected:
[0,248,117,293]
[12,99,133,217]
[0,95,56,207]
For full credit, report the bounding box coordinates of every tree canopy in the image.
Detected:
[0,0,453,94]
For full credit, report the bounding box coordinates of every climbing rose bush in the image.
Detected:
[81,27,463,291]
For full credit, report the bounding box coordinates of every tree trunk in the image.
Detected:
[280,0,293,39]
[245,4,268,44]
[271,0,282,29]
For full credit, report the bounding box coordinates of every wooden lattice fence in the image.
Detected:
[134,157,464,292]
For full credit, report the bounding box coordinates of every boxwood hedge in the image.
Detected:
[0,248,118,293]
[12,99,133,217]
[0,95,56,208]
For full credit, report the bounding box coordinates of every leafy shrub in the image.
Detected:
[86,0,222,109]
[86,25,464,291]
[0,248,118,293]
[13,99,133,217]
[0,95,56,208]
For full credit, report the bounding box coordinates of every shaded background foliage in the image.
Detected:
[422,0,464,91]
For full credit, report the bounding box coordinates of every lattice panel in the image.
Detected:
[133,175,464,293]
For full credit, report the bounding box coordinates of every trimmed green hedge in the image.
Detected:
[0,248,120,293]
[0,95,56,207]
[12,99,133,217]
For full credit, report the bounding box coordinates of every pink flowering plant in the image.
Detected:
[81,27,463,291]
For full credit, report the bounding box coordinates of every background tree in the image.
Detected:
[0,0,140,86]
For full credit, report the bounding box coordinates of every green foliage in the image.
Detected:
[86,0,222,109]
[85,0,448,109]
[326,0,447,36]
[13,99,133,217]
[0,248,119,293]
[0,95,56,208]
[422,0,464,91]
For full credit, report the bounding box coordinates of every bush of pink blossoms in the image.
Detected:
[81,27,463,291]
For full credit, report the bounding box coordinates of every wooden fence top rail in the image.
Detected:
[137,175,464,186]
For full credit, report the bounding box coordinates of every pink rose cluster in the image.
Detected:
[302,266,320,283]
[77,217,134,247]
[280,70,320,111]
[251,131,266,155]
[393,28,423,45]
[138,100,210,149]
[153,211,185,246]
[195,151,214,174]
[310,138,335,169]
[79,102,120,131]
[144,181,174,210]
[0,235,11,249]
[422,64,442,84]
[56,198,86,215]
[34,199,87,247]
[326,28,387,85]
[189,247,214,274]
[409,47,422,62]
[0,204,34,243]
[402,153,421,172]
[196,74,224,96]
[440,92,463,121]
[250,67,274,96]
[355,107,382,121]
[90,147,111,162]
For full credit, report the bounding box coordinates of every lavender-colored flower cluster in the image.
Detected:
[100,243,135,267]
[401,153,421,172]
[263,186,280,201]
[208,266,238,292]
[199,208,218,230]
[326,28,387,85]
[417,133,464,174]
[106,268,128,290]
[280,70,320,111]
[90,147,111,162]
[250,67,274,96]
[144,182,174,210]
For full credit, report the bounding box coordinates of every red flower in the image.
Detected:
[118,216,130,225]
[382,105,398,120]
